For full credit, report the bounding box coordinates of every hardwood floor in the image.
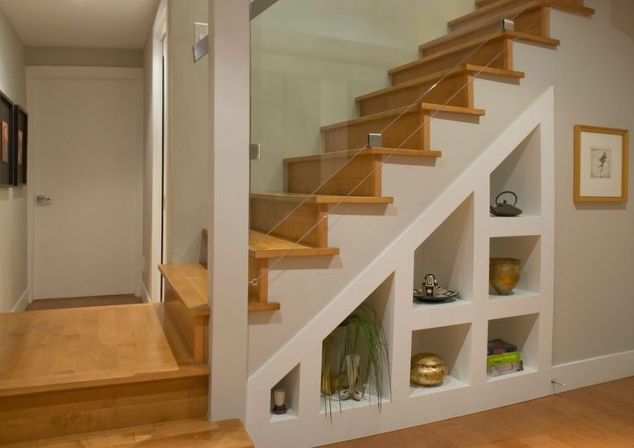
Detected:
[26,294,143,311]
[322,377,634,448]
[0,304,179,394]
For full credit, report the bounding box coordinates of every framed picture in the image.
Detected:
[0,90,14,187]
[13,106,28,186]
[574,125,629,203]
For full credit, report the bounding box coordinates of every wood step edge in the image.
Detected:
[320,103,485,132]
[249,301,281,313]
[450,0,594,29]
[7,419,253,448]
[389,31,558,78]
[356,65,524,103]
[249,230,340,260]
[0,364,210,399]
[159,264,210,317]
[284,147,443,164]
[251,192,394,205]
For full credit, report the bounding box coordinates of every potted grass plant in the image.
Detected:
[321,303,389,419]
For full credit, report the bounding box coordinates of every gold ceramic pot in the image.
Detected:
[410,353,448,387]
[489,257,521,295]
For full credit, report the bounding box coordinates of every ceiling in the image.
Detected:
[0,0,160,50]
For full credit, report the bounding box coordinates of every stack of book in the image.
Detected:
[487,338,523,377]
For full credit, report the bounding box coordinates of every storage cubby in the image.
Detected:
[270,364,300,422]
[489,236,541,298]
[413,195,474,308]
[490,127,541,217]
[320,275,393,413]
[409,323,471,397]
[487,314,539,381]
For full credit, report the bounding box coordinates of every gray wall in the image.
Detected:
[0,8,26,312]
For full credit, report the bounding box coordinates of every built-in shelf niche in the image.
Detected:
[270,364,300,423]
[490,127,541,217]
[487,313,539,381]
[409,323,471,397]
[320,274,393,414]
[413,195,474,308]
[489,235,541,298]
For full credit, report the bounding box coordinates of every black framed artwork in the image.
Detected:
[0,90,14,187]
[13,106,28,186]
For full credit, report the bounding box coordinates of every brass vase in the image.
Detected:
[489,258,521,295]
[410,353,448,387]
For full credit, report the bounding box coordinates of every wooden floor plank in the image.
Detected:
[27,295,142,311]
[322,377,634,448]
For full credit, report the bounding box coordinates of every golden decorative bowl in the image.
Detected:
[489,257,521,296]
[410,353,448,387]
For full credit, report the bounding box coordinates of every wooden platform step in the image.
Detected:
[452,0,594,32]
[0,305,210,445]
[284,147,442,196]
[321,103,485,153]
[250,230,339,260]
[389,31,559,85]
[3,418,253,448]
[356,64,524,116]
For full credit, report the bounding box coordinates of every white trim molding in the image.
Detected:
[552,351,634,392]
[11,289,31,313]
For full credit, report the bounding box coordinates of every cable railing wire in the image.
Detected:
[250,3,538,287]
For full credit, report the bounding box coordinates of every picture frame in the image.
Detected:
[13,105,28,186]
[0,89,15,187]
[574,125,629,203]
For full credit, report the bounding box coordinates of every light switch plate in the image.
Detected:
[194,22,209,44]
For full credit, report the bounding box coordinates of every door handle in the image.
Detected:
[36,195,52,205]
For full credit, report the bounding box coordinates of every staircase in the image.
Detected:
[240,0,594,309]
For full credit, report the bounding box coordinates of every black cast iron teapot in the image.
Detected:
[490,191,522,217]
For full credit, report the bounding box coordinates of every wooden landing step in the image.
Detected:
[3,418,253,448]
[285,147,443,164]
[0,305,209,445]
[250,230,339,260]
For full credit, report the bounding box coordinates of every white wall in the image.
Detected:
[165,0,209,264]
[247,0,634,373]
[26,47,143,68]
[0,8,26,312]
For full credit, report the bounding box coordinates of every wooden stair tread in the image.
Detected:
[450,0,594,29]
[284,147,443,164]
[0,304,201,398]
[159,264,211,317]
[389,31,559,78]
[251,192,394,205]
[321,103,485,132]
[357,64,524,103]
[4,419,253,448]
[161,263,280,314]
[250,230,339,259]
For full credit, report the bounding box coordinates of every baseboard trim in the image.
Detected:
[141,281,152,304]
[552,350,634,392]
[11,289,31,312]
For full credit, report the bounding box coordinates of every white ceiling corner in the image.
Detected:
[0,0,160,50]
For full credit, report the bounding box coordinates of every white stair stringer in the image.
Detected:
[246,87,555,448]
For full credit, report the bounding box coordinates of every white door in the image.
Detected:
[28,67,143,300]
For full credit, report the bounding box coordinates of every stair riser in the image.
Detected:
[0,376,209,445]
[422,8,546,56]
[286,155,382,196]
[323,112,430,153]
[391,39,511,85]
[164,283,209,365]
[249,256,269,304]
[358,74,473,116]
[250,199,329,247]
